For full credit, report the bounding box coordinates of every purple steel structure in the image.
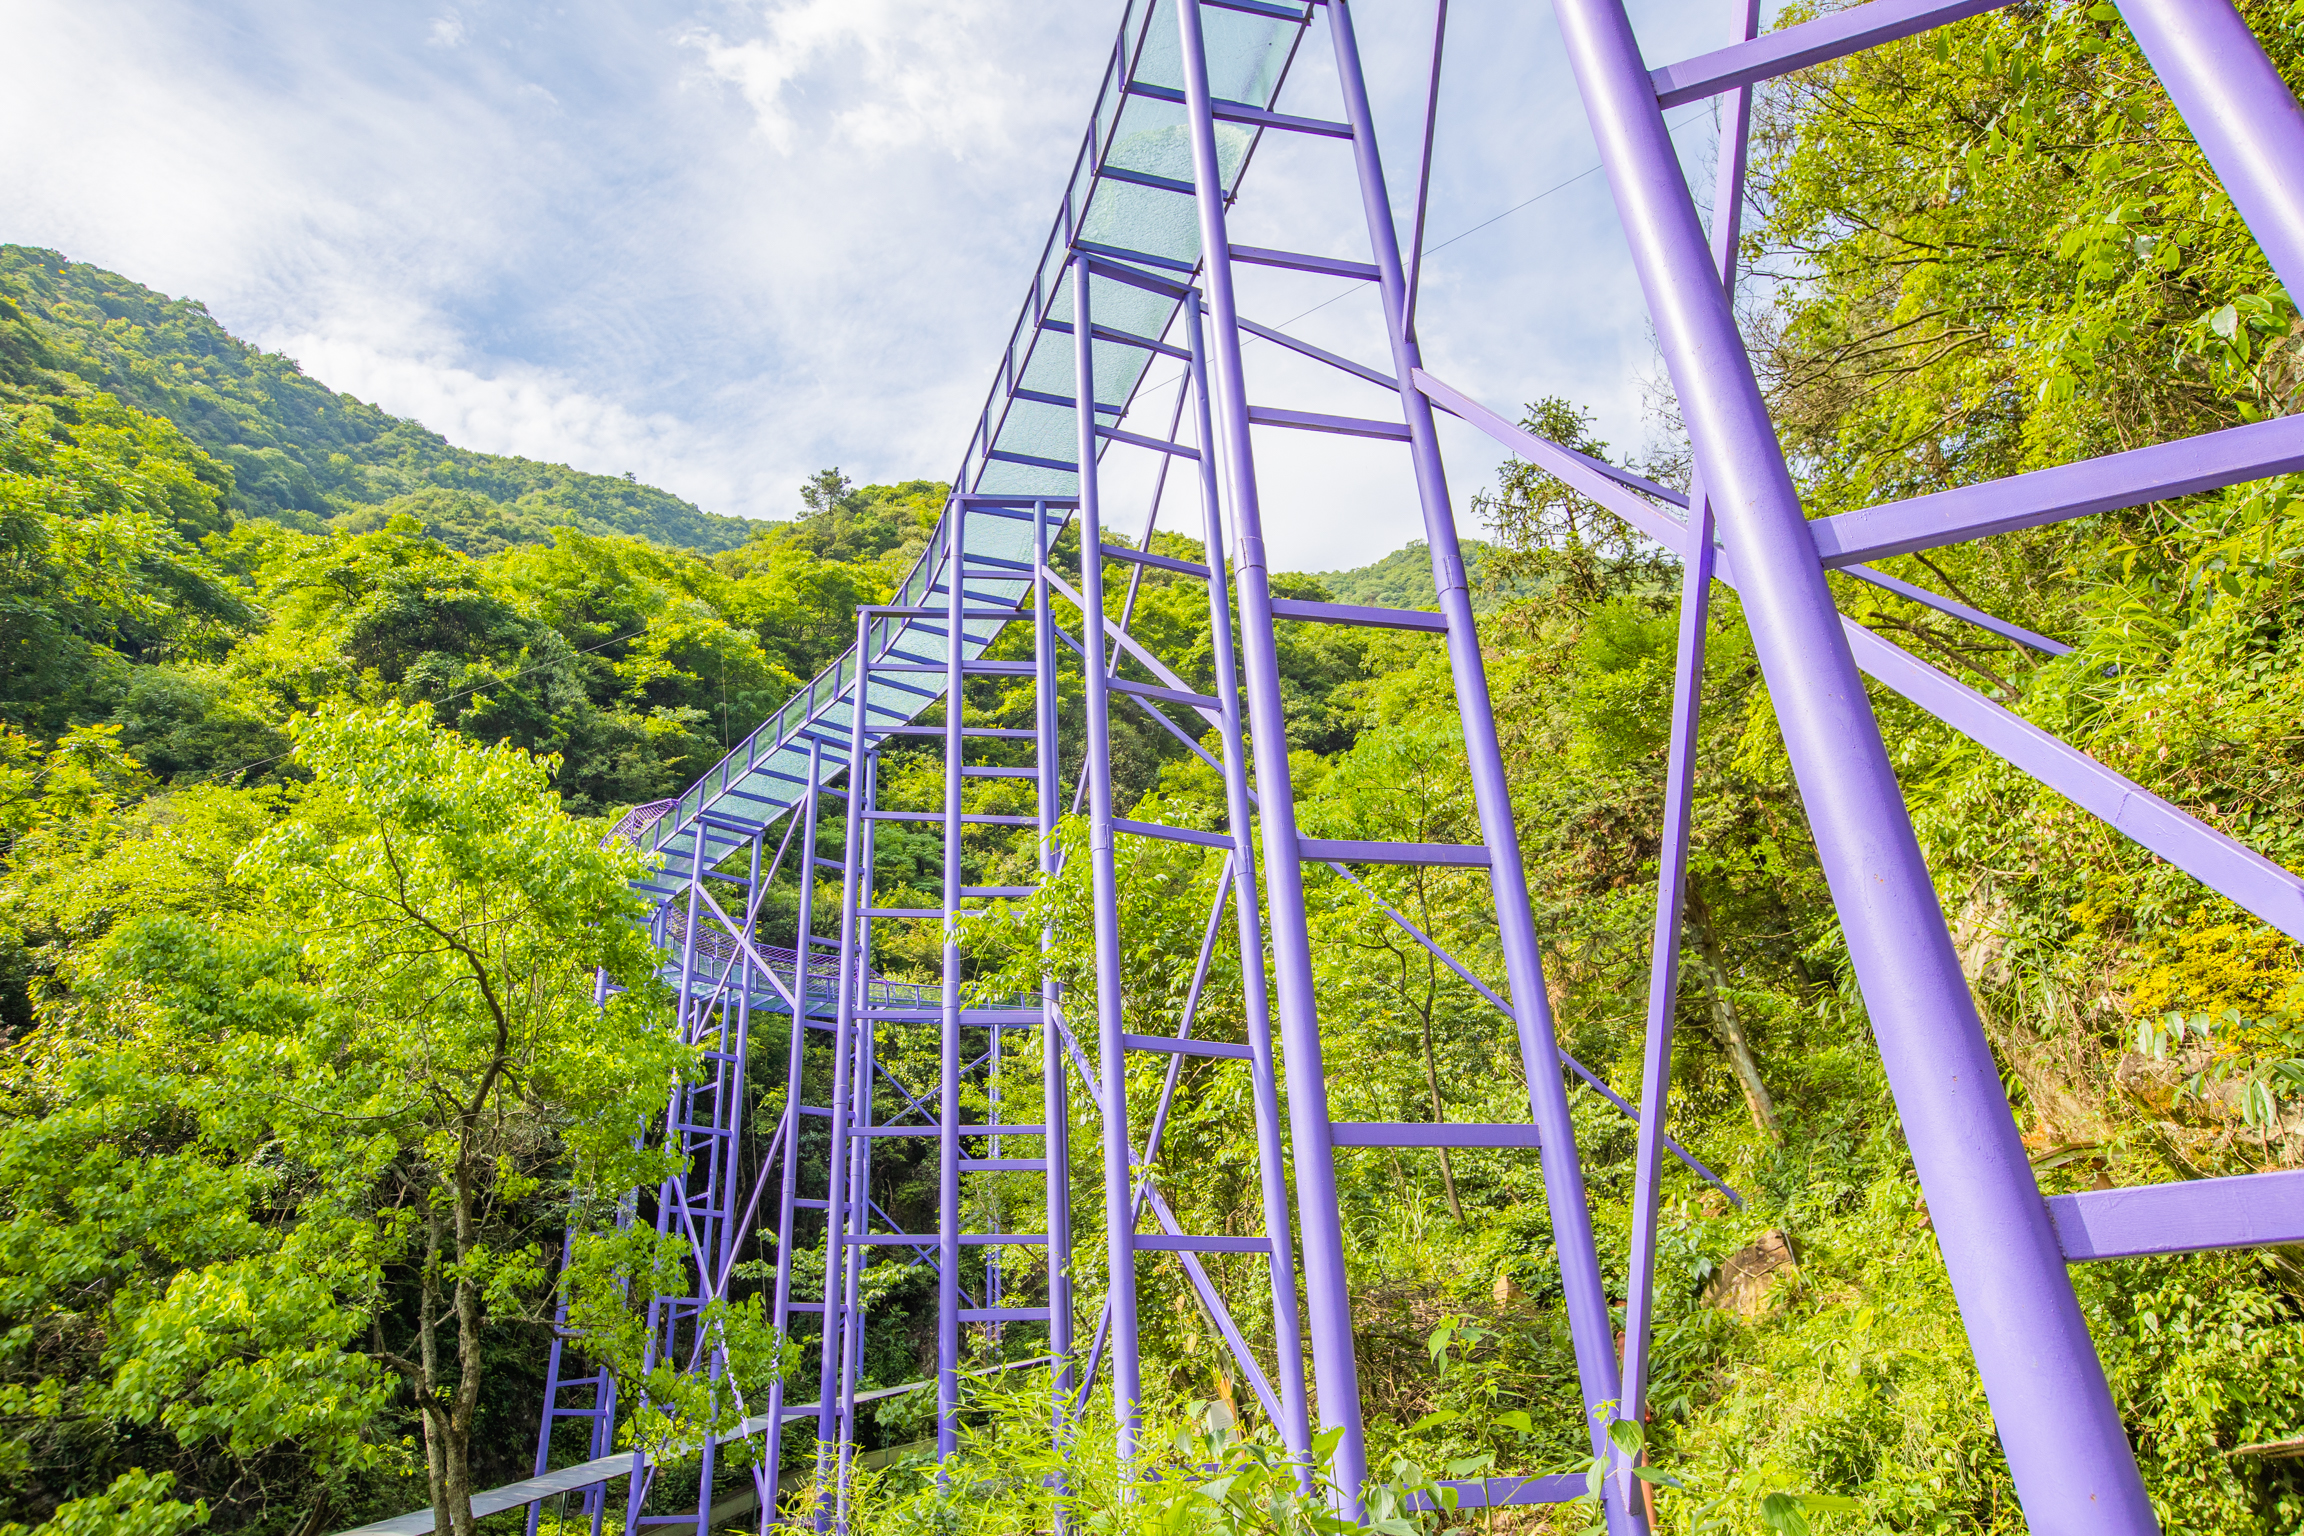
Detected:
[521,0,2304,1532]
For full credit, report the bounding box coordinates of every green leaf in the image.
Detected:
[1761,1491,1812,1535]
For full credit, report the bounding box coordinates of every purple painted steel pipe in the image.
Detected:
[2118,0,2304,305]
[1174,0,1367,1510]
[938,508,967,1462]
[760,745,823,1511]
[1325,4,1638,1529]
[1617,508,1714,1436]
[814,611,874,1523]
[1072,254,1144,1459]
[1035,499,1077,1422]
[1621,0,1753,1455]
[1543,0,2155,1526]
[1184,297,1314,1477]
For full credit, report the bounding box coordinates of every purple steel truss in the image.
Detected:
[526,0,2304,1531]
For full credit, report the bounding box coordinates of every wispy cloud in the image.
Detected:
[679,0,1024,158]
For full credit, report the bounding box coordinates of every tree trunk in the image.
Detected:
[1683,892,1782,1141]
[447,1163,485,1536]
[418,1209,449,1536]
[1419,988,1464,1222]
[1407,883,1462,1222]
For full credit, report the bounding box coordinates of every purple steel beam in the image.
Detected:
[1649,0,2013,107]
[1325,5,1635,1528]
[1183,298,1314,1472]
[1421,358,2304,933]
[759,743,824,1511]
[1126,858,1233,1214]
[1544,0,2155,1523]
[1073,254,1145,1459]
[1320,857,1738,1201]
[1402,0,1450,343]
[1808,412,2304,565]
[1619,498,1719,1432]
[1840,617,2304,941]
[813,615,874,1516]
[1621,0,1751,1451]
[2117,0,2304,305]
[2048,1169,2304,1260]
[625,825,714,1529]
[832,987,874,1528]
[1036,499,1078,1429]
[1840,564,2070,655]
[937,508,967,1460]
[1175,0,1368,1508]
[1432,355,2304,951]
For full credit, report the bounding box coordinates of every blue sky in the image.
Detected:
[0,0,1760,570]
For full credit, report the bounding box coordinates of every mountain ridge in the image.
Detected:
[0,245,759,554]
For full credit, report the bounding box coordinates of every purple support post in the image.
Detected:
[1035,500,1078,1420]
[1175,0,1365,1507]
[1403,0,1450,342]
[760,742,823,1514]
[1617,512,1715,1436]
[939,511,968,1461]
[2116,0,2304,304]
[1619,0,1754,1450]
[1544,0,2155,1525]
[1183,296,1313,1472]
[1325,5,1636,1527]
[627,827,714,1530]
[814,613,874,1521]
[833,822,878,1530]
[1072,254,1144,1459]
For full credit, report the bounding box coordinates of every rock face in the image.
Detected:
[1704,1229,1799,1318]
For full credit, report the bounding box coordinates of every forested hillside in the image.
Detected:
[7,0,2304,1532]
[0,247,757,553]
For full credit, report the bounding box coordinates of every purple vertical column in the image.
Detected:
[1035,500,1077,1408]
[1182,298,1313,1471]
[1172,0,1364,1505]
[1544,0,2155,1526]
[1071,254,1144,1456]
[832,756,881,1531]
[760,742,823,1514]
[629,828,713,1530]
[1329,3,1637,1522]
[938,512,968,1461]
[814,615,874,1520]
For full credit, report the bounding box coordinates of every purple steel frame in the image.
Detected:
[527,0,2304,1530]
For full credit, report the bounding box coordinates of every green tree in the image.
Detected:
[0,705,716,1534]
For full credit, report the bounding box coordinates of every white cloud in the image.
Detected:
[428,15,466,47]
[679,0,1024,158]
[273,325,727,508]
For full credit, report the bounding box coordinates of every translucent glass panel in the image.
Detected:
[640,0,1313,883]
